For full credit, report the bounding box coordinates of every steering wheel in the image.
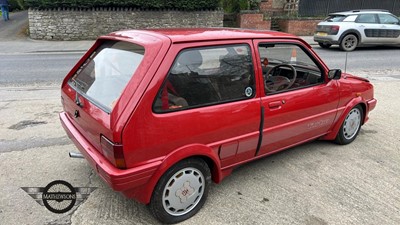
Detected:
[265,63,297,92]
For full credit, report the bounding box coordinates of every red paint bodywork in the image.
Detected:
[60,28,376,204]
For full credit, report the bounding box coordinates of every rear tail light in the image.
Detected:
[330,25,340,35]
[100,135,126,169]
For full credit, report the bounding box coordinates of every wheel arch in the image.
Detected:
[339,30,362,45]
[359,103,367,125]
[322,98,367,141]
[126,144,222,204]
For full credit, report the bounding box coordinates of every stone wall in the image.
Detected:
[28,8,224,40]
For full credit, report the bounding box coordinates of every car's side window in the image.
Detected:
[343,15,357,22]
[356,14,378,23]
[258,43,323,95]
[153,44,255,112]
[378,14,400,25]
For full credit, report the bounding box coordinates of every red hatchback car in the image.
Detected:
[60,28,376,223]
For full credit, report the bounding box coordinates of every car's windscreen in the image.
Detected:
[324,15,346,22]
[69,41,145,113]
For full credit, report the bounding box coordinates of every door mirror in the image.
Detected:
[328,69,342,80]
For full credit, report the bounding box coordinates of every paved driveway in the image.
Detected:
[0,10,28,40]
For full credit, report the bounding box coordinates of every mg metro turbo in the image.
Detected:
[60,28,376,223]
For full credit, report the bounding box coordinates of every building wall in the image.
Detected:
[28,8,224,40]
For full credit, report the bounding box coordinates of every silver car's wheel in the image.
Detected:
[340,34,358,51]
[149,158,211,224]
[335,105,363,145]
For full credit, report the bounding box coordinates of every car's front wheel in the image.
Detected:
[318,42,332,49]
[149,158,211,224]
[335,105,363,145]
[340,34,358,51]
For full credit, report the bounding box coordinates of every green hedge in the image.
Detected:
[220,0,260,13]
[26,0,219,10]
[10,0,27,10]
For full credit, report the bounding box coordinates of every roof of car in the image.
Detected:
[330,9,391,16]
[109,28,300,44]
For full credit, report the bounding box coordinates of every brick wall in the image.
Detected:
[238,13,271,30]
[277,18,320,36]
[259,1,273,11]
[28,8,224,40]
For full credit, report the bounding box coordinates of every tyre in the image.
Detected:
[340,34,358,51]
[335,105,363,145]
[149,158,211,224]
[318,42,332,49]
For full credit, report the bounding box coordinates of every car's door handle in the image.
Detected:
[268,101,283,109]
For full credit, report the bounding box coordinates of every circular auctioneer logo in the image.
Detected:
[42,180,77,214]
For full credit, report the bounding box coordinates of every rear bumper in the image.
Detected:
[60,112,161,195]
[314,35,340,45]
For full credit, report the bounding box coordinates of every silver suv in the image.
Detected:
[314,10,400,51]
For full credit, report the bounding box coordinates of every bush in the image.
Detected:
[26,0,219,10]
[10,0,27,10]
[220,0,260,13]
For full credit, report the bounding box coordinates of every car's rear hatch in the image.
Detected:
[61,33,168,169]
[315,14,347,34]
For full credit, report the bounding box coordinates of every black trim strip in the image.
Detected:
[255,106,265,156]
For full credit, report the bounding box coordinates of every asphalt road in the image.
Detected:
[1,46,400,86]
[0,53,81,86]
[315,46,400,78]
[0,10,28,40]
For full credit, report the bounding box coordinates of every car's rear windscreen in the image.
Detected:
[69,40,145,113]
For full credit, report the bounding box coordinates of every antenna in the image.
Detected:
[344,52,348,74]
